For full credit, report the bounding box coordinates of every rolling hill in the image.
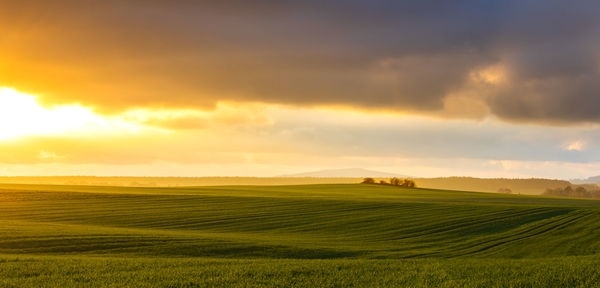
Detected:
[0,183,599,287]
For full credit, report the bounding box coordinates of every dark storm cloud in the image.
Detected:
[1,0,600,123]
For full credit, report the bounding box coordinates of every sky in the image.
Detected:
[1,1,600,179]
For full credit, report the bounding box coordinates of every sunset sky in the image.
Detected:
[2,1,600,179]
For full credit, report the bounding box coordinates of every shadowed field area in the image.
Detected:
[0,183,599,287]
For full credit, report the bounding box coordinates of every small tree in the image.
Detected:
[497,188,512,194]
[389,177,401,186]
[403,179,416,188]
[380,180,388,185]
[564,186,573,194]
[575,186,588,198]
[361,177,376,184]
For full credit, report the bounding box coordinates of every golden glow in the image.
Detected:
[0,88,141,140]
[470,64,508,85]
[565,140,586,151]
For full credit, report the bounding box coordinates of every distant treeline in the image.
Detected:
[543,185,600,199]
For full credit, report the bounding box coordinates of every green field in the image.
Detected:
[0,183,599,287]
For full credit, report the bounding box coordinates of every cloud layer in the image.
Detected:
[1,1,600,123]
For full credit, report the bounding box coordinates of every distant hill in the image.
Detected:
[0,175,571,195]
[0,176,361,187]
[570,176,600,184]
[279,168,407,178]
[414,177,571,195]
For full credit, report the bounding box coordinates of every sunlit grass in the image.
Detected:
[0,183,599,286]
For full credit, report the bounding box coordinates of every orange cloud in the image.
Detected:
[565,140,586,151]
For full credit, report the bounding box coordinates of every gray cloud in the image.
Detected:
[1,0,600,123]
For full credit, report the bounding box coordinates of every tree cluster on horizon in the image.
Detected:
[362,177,416,188]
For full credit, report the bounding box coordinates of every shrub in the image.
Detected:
[389,178,416,187]
[361,177,376,184]
[403,179,416,188]
[498,188,513,194]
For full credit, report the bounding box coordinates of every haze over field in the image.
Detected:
[0,175,571,196]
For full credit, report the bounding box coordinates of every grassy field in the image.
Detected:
[0,183,599,287]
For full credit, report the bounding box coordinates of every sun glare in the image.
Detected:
[0,88,139,140]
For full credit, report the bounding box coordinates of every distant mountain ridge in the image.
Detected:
[279,168,408,178]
